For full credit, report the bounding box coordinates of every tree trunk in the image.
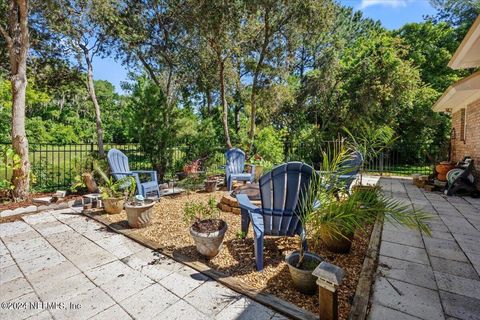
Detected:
[83,49,105,157]
[1,0,30,200]
[219,59,232,149]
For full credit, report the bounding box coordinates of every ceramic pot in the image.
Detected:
[204,180,218,193]
[436,162,455,182]
[320,228,354,253]
[125,201,155,228]
[189,220,227,258]
[103,197,124,214]
[285,251,323,295]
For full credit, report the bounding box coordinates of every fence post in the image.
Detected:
[379,153,384,176]
[90,143,94,171]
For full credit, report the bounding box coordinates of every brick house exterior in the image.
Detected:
[450,98,480,188]
[433,16,480,190]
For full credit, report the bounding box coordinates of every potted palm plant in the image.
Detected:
[306,148,431,254]
[95,164,136,215]
[184,197,227,258]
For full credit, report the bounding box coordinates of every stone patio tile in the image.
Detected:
[184,280,241,317]
[69,250,116,271]
[214,296,275,320]
[378,255,436,289]
[382,228,424,248]
[33,221,73,237]
[84,260,135,286]
[0,276,34,302]
[26,311,54,319]
[440,216,480,236]
[121,249,183,281]
[5,236,50,255]
[105,241,145,259]
[10,245,60,264]
[159,265,210,298]
[99,271,154,302]
[0,252,16,268]
[430,256,479,280]
[426,230,455,241]
[425,221,450,233]
[16,252,67,275]
[439,291,480,320]
[464,252,480,275]
[118,284,179,320]
[22,212,57,225]
[158,299,209,320]
[0,292,43,320]
[370,277,444,320]
[35,273,96,301]
[0,264,23,285]
[0,221,34,237]
[26,260,81,285]
[435,271,480,300]
[380,241,430,265]
[94,234,130,249]
[367,304,422,320]
[89,304,132,320]
[270,313,290,320]
[50,287,115,320]
[423,237,469,262]
[452,233,480,255]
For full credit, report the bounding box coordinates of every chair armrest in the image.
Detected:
[110,171,134,176]
[237,194,261,213]
[132,170,158,182]
[245,164,256,177]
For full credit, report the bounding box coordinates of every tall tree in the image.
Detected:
[0,0,31,199]
[39,0,108,156]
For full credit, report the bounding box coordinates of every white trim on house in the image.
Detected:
[433,71,480,113]
[449,15,480,69]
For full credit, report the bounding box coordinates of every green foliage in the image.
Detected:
[183,197,219,225]
[254,126,285,164]
[0,146,21,198]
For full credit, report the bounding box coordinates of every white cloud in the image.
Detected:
[359,0,411,9]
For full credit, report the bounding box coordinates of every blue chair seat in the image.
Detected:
[225,148,255,191]
[231,173,253,181]
[108,149,160,199]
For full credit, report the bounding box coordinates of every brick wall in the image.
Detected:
[451,98,480,189]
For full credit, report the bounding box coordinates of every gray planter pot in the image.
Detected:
[204,180,218,193]
[189,220,227,258]
[285,251,323,295]
[125,201,155,228]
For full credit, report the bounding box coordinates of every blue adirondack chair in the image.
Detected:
[237,162,317,271]
[336,150,364,192]
[107,148,161,198]
[225,148,255,191]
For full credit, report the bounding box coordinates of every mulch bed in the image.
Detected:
[100,191,373,319]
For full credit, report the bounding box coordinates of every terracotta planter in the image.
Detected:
[125,201,155,228]
[204,180,218,193]
[320,228,354,253]
[189,219,227,258]
[435,162,455,182]
[285,251,323,295]
[103,197,125,215]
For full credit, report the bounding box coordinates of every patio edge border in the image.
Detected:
[348,215,383,320]
[83,211,318,320]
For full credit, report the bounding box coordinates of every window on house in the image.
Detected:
[460,108,466,142]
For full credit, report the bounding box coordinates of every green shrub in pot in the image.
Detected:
[95,163,136,214]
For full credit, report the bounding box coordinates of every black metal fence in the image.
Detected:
[0,143,190,191]
[1,141,433,192]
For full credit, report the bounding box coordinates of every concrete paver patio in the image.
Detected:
[0,208,287,320]
[369,178,480,320]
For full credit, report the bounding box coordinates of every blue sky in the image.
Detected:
[92,0,438,94]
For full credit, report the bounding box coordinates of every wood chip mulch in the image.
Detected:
[101,191,373,319]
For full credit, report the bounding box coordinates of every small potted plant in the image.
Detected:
[125,195,156,228]
[184,197,227,258]
[95,164,135,215]
[204,172,219,193]
[285,183,323,295]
